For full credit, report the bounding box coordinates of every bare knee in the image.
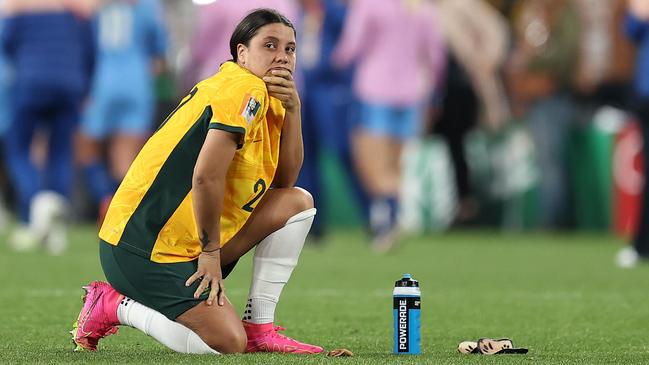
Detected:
[277,188,314,226]
[292,187,314,212]
[176,302,247,354]
[205,328,247,354]
[258,187,315,228]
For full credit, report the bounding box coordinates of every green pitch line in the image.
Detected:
[0,226,648,364]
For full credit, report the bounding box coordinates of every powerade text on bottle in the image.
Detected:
[393,274,420,354]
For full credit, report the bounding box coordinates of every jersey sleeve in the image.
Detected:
[208,82,266,149]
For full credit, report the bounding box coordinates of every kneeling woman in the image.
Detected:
[72,8,322,354]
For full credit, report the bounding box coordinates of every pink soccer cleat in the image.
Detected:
[70,281,123,351]
[243,321,323,354]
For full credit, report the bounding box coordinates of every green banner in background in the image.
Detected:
[465,123,540,230]
[567,117,614,231]
[399,136,457,232]
[320,150,362,227]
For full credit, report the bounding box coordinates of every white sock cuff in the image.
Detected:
[286,207,316,225]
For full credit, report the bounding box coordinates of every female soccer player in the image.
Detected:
[71,9,323,355]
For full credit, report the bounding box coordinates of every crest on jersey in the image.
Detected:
[240,94,261,124]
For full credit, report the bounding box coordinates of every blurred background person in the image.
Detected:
[506,0,581,229]
[297,0,369,240]
[0,2,11,232]
[617,0,649,268]
[332,0,446,251]
[1,0,97,254]
[433,0,510,225]
[573,0,634,106]
[187,0,299,86]
[76,0,168,226]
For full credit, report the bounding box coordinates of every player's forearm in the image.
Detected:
[274,108,303,188]
[192,176,225,252]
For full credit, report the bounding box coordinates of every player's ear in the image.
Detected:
[237,44,248,67]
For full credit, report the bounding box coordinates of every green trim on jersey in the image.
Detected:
[208,122,246,149]
[118,106,213,257]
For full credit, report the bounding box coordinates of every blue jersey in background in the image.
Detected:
[84,0,168,137]
[1,11,95,95]
[92,0,166,97]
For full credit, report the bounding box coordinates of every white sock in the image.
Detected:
[243,208,316,324]
[117,297,218,354]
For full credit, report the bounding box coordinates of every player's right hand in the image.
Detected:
[186,250,226,306]
[263,69,300,112]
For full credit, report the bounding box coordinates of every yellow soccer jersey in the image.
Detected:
[99,62,286,263]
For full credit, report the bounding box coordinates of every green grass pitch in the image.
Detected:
[1,226,649,364]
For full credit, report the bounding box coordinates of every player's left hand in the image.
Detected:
[263,69,300,112]
[185,250,226,306]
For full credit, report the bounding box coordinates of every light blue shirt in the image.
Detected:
[91,0,168,99]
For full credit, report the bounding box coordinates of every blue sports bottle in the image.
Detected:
[393,274,421,354]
